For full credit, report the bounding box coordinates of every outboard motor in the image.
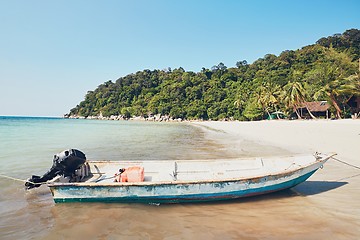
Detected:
[25,149,86,190]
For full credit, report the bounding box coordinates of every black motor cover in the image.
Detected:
[25,149,86,190]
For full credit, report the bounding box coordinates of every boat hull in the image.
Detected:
[49,160,323,204]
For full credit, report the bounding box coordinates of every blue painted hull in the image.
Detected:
[51,169,318,204]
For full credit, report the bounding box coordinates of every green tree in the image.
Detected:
[255,81,281,119]
[282,70,317,119]
[345,72,360,96]
[67,29,360,121]
[282,81,305,119]
[243,97,263,120]
[308,49,357,118]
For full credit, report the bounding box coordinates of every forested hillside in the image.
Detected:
[69,29,360,120]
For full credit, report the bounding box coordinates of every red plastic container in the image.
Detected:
[122,166,144,182]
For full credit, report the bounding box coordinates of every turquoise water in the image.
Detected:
[0,117,219,176]
[0,116,225,239]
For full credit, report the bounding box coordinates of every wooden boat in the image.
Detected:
[48,153,333,203]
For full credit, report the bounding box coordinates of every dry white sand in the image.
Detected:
[192,119,360,238]
[194,119,360,161]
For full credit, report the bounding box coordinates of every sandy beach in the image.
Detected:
[193,119,360,238]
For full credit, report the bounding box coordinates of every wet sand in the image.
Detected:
[193,119,360,239]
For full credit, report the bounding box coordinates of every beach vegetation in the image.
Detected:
[69,29,360,120]
[282,80,306,119]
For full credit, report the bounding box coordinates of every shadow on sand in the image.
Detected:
[292,180,348,196]
[193,180,348,206]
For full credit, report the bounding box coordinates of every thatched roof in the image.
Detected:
[298,101,330,112]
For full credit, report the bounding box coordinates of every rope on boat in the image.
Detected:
[0,174,27,183]
[331,157,360,170]
[0,172,106,185]
[0,173,47,185]
[95,175,115,182]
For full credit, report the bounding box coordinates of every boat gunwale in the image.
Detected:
[47,154,332,188]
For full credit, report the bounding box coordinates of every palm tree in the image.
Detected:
[283,69,318,119]
[345,72,360,95]
[256,82,281,119]
[282,81,305,119]
[344,72,360,116]
[310,48,358,119]
[311,64,350,119]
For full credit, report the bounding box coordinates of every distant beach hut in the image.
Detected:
[296,101,330,119]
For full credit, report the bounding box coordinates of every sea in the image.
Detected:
[0,116,234,239]
[0,117,352,239]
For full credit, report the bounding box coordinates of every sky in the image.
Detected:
[1,0,359,117]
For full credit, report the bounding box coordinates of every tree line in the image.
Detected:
[69,29,360,120]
